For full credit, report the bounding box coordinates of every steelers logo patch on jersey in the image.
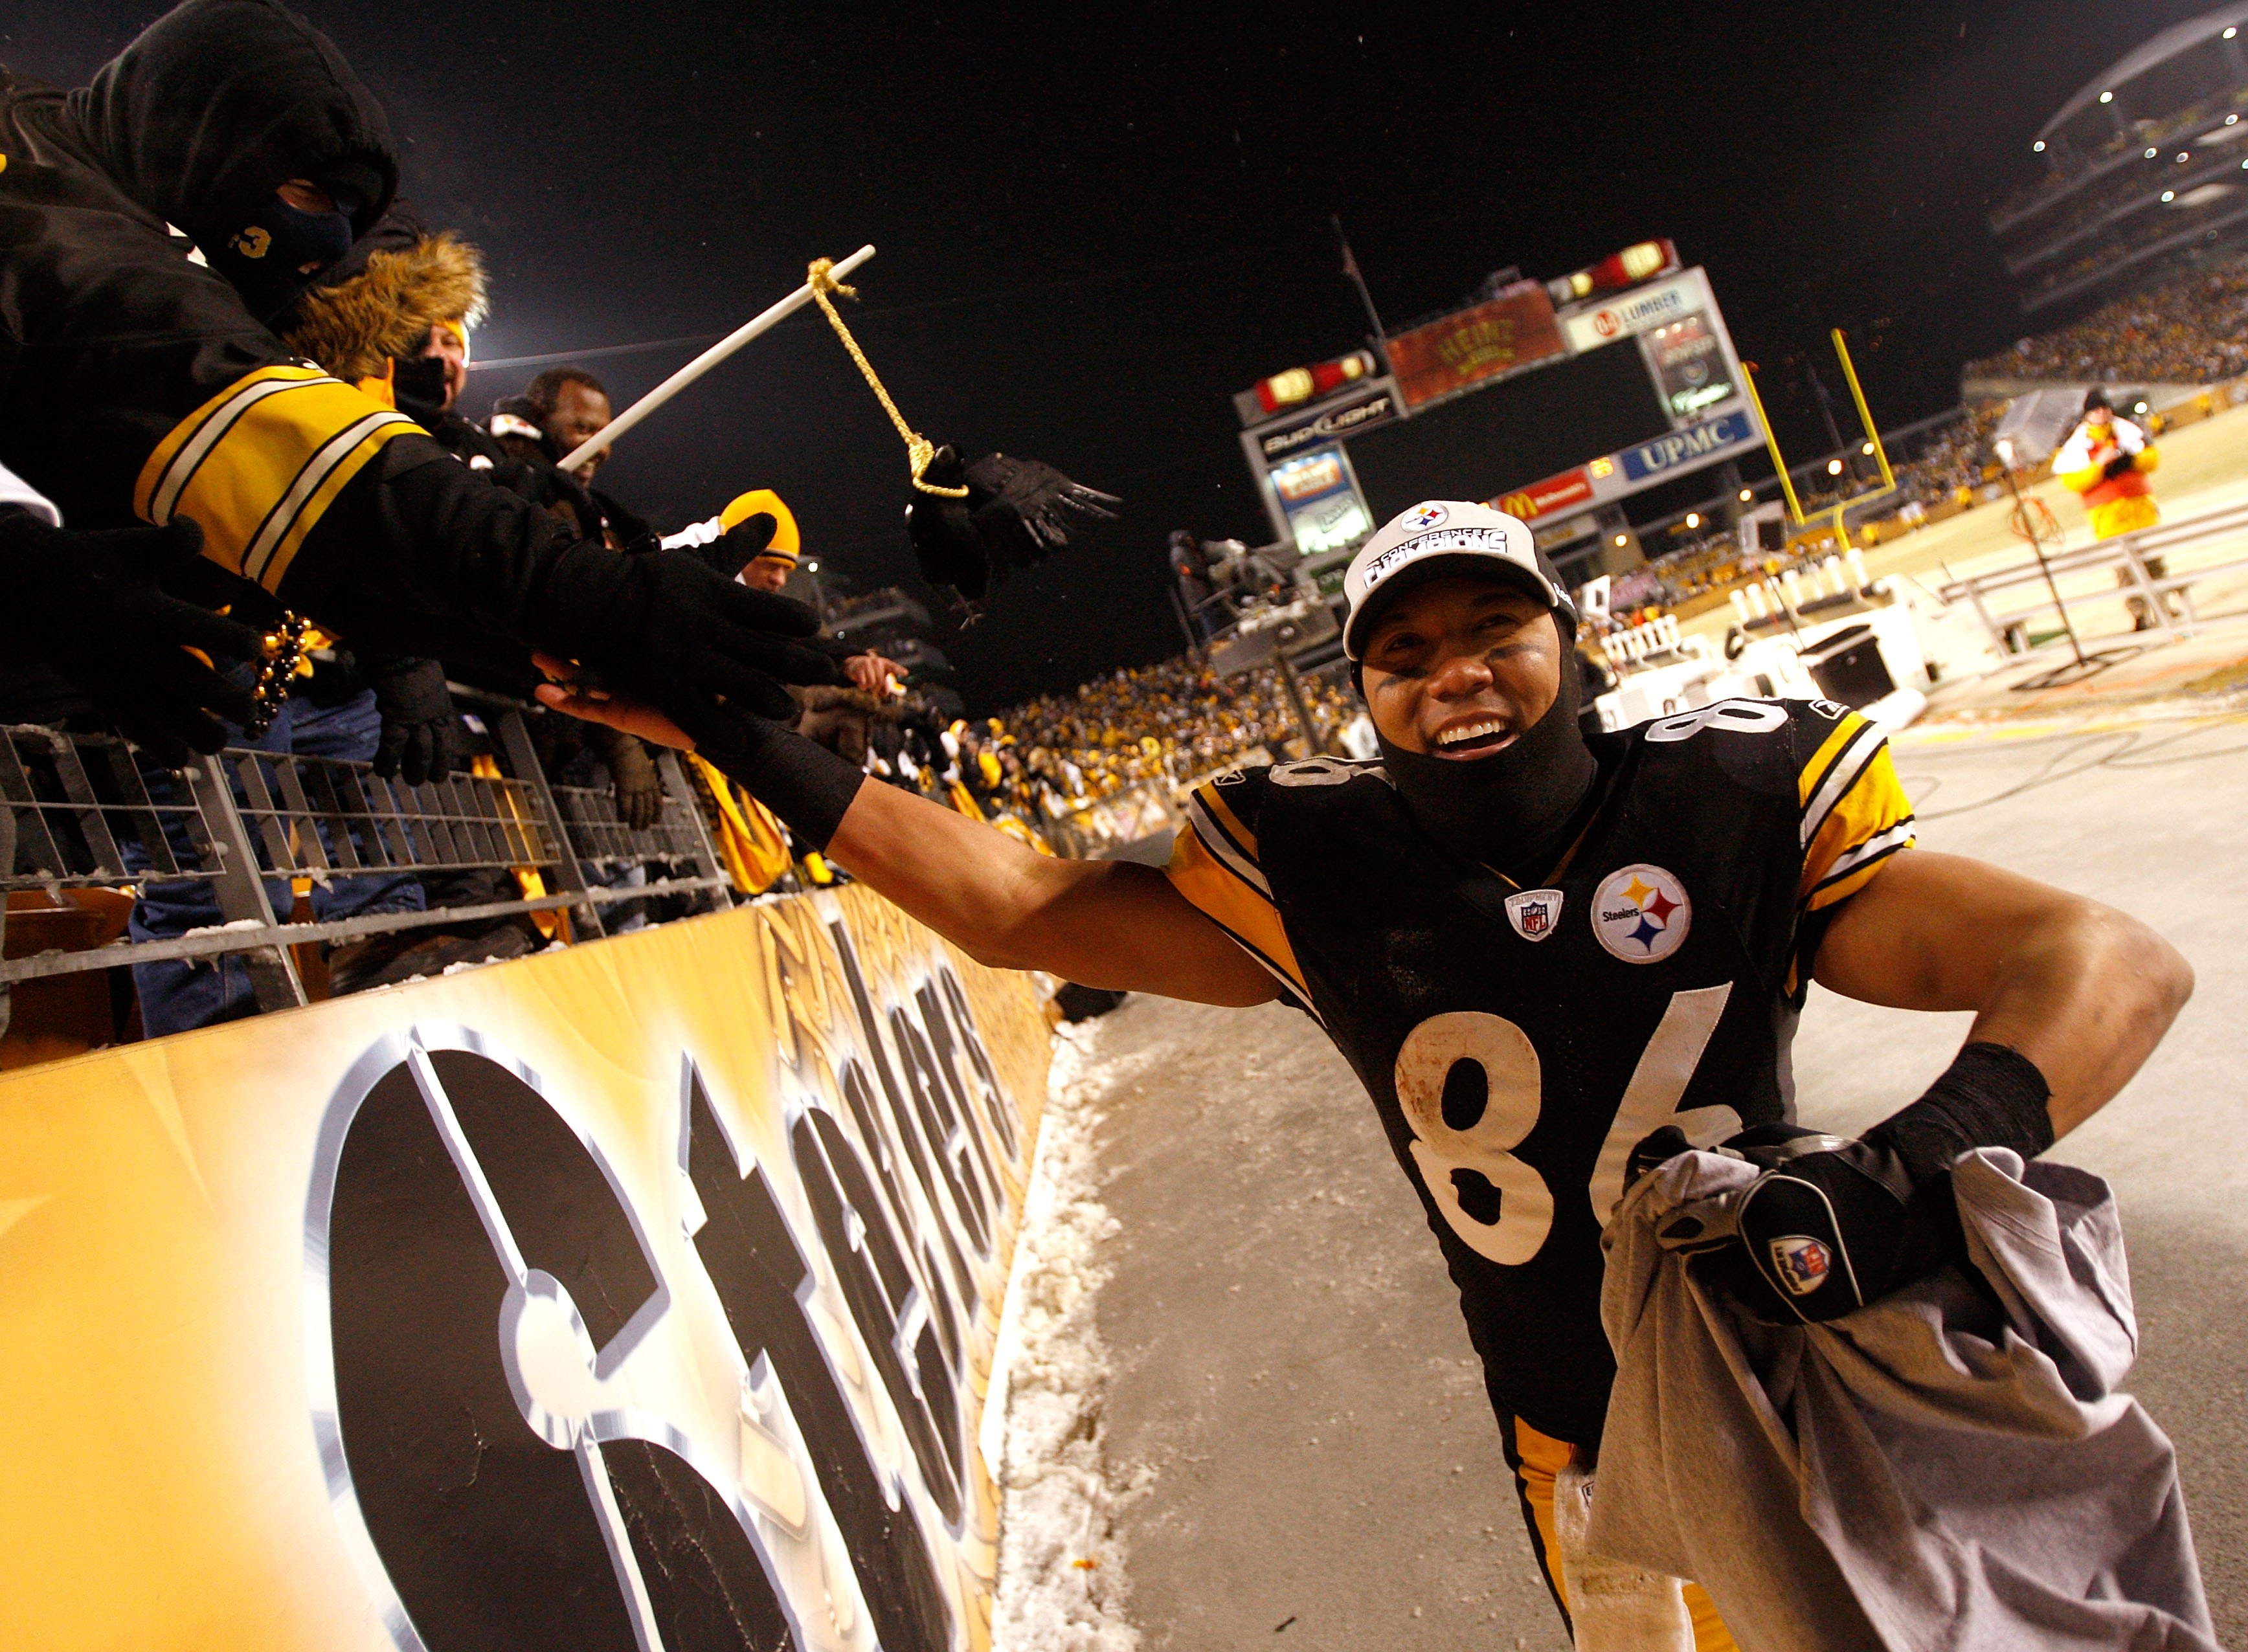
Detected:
[1591,863,1691,963]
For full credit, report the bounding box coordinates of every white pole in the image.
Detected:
[557,243,877,473]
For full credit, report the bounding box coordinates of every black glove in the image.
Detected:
[907,446,1120,598]
[0,510,264,765]
[1649,1124,1953,1324]
[364,655,464,786]
[2102,450,2139,480]
[598,726,664,830]
[530,542,839,738]
[677,513,778,582]
[1635,1044,2052,1325]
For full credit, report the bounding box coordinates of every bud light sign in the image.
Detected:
[1620,410,1755,482]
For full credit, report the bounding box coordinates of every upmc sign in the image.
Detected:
[1620,410,1757,480]
[1562,275,1696,354]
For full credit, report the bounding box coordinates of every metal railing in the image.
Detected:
[3,686,728,1010]
[1937,496,2248,654]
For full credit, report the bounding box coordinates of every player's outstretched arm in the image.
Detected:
[534,671,1277,1007]
[1812,848,2192,1138]
[827,779,1279,1004]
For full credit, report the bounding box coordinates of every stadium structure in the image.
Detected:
[1994,4,2248,315]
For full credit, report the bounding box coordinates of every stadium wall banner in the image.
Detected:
[1385,280,1566,408]
[1489,403,1760,530]
[0,886,1053,1652]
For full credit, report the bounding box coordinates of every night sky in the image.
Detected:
[6,1,2221,710]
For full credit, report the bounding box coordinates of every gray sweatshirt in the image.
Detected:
[1586,1146,2220,1651]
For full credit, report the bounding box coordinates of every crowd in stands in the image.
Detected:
[993,656,1356,801]
[1970,251,2248,386]
[1882,402,2007,507]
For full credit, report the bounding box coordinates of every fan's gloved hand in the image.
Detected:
[0,509,265,765]
[2102,450,2139,480]
[1639,1043,2052,1324]
[907,446,1121,599]
[694,513,778,581]
[601,728,664,830]
[528,542,839,730]
[365,655,464,785]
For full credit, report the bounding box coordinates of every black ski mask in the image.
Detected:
[1367,592,1601,882]
[206,190,359,324]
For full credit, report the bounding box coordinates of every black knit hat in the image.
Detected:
[2082,385,2113,414]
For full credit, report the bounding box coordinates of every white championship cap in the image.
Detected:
[1340,500,1571,661]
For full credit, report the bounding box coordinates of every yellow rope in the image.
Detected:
[808,258,969,497]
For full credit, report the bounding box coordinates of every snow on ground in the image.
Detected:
[990,1016,1151,1652]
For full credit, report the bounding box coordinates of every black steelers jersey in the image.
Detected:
[1162,697,1916,1444]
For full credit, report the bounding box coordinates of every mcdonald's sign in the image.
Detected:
[1497,467,1594,522]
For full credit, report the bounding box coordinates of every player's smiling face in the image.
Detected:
[1359,570,1562,761]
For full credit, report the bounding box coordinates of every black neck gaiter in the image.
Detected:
[1374,634,1601,884]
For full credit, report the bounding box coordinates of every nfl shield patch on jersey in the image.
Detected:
[1769,1234,1833,1295]
[1503,888,1564,942]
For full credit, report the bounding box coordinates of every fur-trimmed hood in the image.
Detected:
[282,228,487,383]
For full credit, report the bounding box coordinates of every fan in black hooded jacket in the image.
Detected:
[0,0,836,770]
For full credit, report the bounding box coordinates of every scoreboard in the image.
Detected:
[1237,263,1762,576]
[1347,343,1672,523]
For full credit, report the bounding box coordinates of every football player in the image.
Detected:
[539,500,2191,1649]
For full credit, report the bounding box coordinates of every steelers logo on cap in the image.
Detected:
[1591,863,1691,963]
[1399,502,1449,531]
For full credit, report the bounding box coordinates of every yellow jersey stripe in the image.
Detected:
[1799,717,1882,849]
[1198,779,1261,862]
[1185,790,1271,897]
[1805,820,1915,911]
[243,410,419,587]
[1163,823,1312,1006]
[138,366,329,522]
[135,366,417,591]
[1795,711,1865,809]
[1800,741,1915,904]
